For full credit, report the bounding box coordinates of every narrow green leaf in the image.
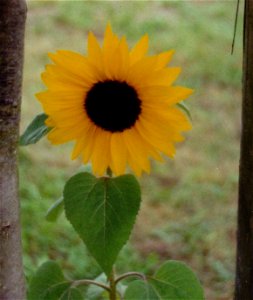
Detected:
[28,261,71,300]
[176,102,192,121]
[46,197,64,222]
[64,172,141,275]
[150,260,204,300]
[124,280,160,300]
[20,113,51,146]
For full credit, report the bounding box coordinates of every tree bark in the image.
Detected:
[0,1,27,299]
[235,0,253,299]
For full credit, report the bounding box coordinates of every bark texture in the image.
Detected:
[235,0,253,299]
[0,1,27,299]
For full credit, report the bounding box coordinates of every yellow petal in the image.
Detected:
[133,127,163,162]
[48,115,85,128]
[138,67,181,87]
[102,36,123,80]
[88,31,103,64]
[39,101,86,127]
[135,118,176,157]
[127,56,157,86]
[141,108,191,140]
[103,23,118,46]
[139,86,194,105]
[36,90,85,105]
[127,153,143,177]
[110,133,127,176]
[123,129,151,174]
[150,107,192,132]
[138,86,173,103]
[71,125,93,160]
[116,36,130,79]
[130,34,149,65]
[47,126,85,145]
[72,138,86,160]
[165,86,194,105]
[155,50,175,69]
[87,31,107,81]
[42,65,91,90]
[70,119,93,160]
[82,125,97,164]
[48,51,98,83]
[103,23,119,59]
[91,128,111,176]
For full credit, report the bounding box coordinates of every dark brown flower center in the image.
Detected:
[84,80,141,132]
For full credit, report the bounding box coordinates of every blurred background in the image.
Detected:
[20,1,243,299]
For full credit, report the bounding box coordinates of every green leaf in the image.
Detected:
[46,197,64,222]
[125,261,204,300]
[63,172,141,275]
[20,113,52,146]
[124,280,160,300]
[176,102,192,121]
[150,260,204,300]
[59,288,83,300]
[43,283,71,300]
[28,261,71,300]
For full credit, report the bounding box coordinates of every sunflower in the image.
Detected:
[37,24,193,176]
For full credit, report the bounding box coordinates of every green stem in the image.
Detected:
[115,271,146,284]
[109,268,117,300]
[71,279,110,292]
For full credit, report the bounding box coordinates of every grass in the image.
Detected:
[21,1,243,299]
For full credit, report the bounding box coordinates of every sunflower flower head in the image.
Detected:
[37,24,193,176]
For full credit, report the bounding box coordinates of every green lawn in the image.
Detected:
[20,1,243,299]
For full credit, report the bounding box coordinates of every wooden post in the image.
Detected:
[0,1,27,299]
[235,0,253,298]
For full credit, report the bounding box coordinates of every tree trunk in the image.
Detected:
[0,1,27,299]
[235,0,253,299]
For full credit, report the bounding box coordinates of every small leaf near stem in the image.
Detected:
[176,102,192,121]
[45,197,64,222]
[19,113,52,146]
